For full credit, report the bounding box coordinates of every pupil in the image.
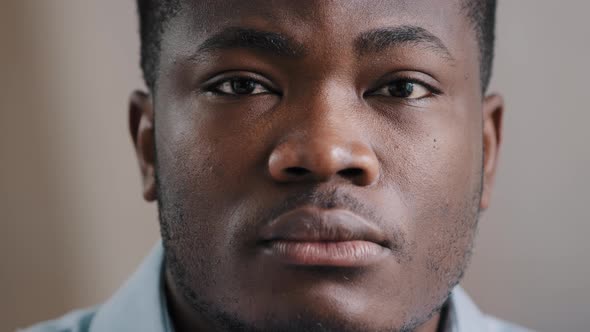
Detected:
[232,79,256,94]
[389,82,414,98]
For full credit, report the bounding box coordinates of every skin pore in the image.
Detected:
[129,1,503,331]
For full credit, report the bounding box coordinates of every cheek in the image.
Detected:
[379,107,482,300]
[154,95,265,202]
[154,98,268,260]
[154,124,243,298]
[154,101,231,250]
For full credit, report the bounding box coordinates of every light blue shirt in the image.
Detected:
[20,242,533,332]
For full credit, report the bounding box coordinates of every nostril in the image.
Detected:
[338,168,364,178]
[284,167,310,176]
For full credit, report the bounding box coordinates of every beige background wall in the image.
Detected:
[0,1,588,331]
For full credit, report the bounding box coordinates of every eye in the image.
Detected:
[209,78,271,96]
[371,80,434,99]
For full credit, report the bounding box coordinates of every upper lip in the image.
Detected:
[258,207,390,248]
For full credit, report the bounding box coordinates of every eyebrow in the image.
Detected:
[190,25,453,62]
[354,25,454,60]
[192,27,305,61]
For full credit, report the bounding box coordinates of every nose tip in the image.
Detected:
[268,140,380,186]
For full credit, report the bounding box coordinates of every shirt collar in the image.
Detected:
[89,241,489,332]
[89,241,172,332]
[447,285,490,332]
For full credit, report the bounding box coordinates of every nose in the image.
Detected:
[268,130,380,187]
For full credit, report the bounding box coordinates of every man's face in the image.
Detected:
[130,1,503,331]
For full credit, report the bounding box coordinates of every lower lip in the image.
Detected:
[263,240,388,267]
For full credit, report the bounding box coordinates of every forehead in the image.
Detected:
[167,0,474,60]
[183,0,466,29]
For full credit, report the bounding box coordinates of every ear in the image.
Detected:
[480,94,504,210]
[129,90,157,202]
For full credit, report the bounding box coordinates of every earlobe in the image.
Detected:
[129,90,157,202]
[480,94,504,210]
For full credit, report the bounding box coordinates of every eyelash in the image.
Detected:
[203,76,277,96]
[203,76,441,98]
[368,77,441,97]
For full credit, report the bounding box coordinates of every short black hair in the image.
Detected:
[137,0,181,92]
[463,0,498,93]
[137,0,497,92]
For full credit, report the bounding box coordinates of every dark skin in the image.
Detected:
[129,1,503,331]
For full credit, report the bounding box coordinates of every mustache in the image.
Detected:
[259,187,383,227]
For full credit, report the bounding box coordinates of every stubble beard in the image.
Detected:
[154,153,483,332]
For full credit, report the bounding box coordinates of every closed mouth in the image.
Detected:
[257,207,391,267]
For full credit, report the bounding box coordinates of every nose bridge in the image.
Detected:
[302,89,352,137]
[294,78,360,135]
[268,84,380,186]
[290,80,364,162]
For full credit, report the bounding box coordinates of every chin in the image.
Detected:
[185,286,433,332]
